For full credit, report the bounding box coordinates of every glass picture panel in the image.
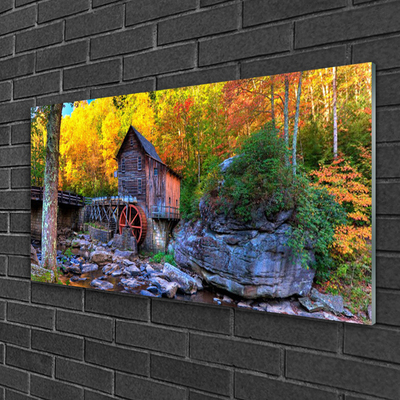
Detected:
[31,62,375,324]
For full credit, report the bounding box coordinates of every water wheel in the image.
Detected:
[119,204,147,244]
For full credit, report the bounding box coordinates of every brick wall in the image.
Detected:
[0,0,399,399]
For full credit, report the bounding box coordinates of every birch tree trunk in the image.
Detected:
[292,72,303,176]
[271,83,275,130]
[333,66,338,159]
[41,103,63,282]
[284,75,290,166]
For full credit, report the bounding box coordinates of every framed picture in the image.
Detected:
[31,62,375,324]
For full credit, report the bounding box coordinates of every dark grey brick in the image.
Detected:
[31,375,84,400]
[158,65,237,90]
[354,36,400,71]
[93,0,119,7]
[32,329,84,360]
[189,392,222,400]
[377,182,400,215]
[376,289,400,326]
[0,278,29,301]
[3,389,31,400]
[244,0,346,27]
[0,54,34,81]
[199,24,291,66]
[376,108,400,143]
[91,25,153,60]
[235,309,338,351]
[124,43,196,80]
[286,350,400,400]
[0,235,30,255]
[0,6,35,36]
[159,5,238,45]
[0,82,11,102]
[85,289,149,321]
[10,213,30,234]
[377,256,400,290]
[8,255,30,278]
[56,358,113,393]
[0,190,29,210]
[377,72,400,107]
[38,0,90,23]
[152,298,232,334]
[85,340,149,375]
[37,89,90,107]
[66,5,123,41]
[190,334,280,374]
[32,282,83,310]
[0,170,9,190]
[0,213,7,232]
[235,371,337,400]
[6,346,53,376]
[0,126,10,147]
[64,59,121,90]
[11,168,30,189]
[11,123,30,145]
[295,2,400,48]
[151,355,231,396]
[84,391,114,400]
[241,46,347,79]
[116,373,187,400]
[126,0,197,26]
[90,79,155,99]
[8,302,54,329]
[0,322,29,347]
[116,320,187,356]
[377,218,400,252]
[16,0,36,5]
[56,309,113,341]
[0,365,28,393]
[14,71,60,99]
[16,22,63,53]
[377,146,400,179]
[0,0,12,14]
[0,255,6,275]
[353,0,378,4]
[201,0,227,6]
[37,41,88,72]
[345,324,400,363]
[0,36,13,59]
[0,100,34,124]
[0,300,5,319]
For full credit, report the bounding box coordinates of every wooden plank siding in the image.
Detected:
[116,127,181,220]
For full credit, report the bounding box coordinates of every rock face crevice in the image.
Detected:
[173,197,316,299]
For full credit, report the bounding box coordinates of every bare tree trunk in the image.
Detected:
[271,83,275,130]
[333,66,338,159]
[292,72,303,176]
[41,103,63,282]
[284,75,290,166]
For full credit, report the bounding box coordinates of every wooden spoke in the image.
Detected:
[119,204,147,244]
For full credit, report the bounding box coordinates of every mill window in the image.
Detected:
[138,156,142,171]
[121,158,125,173]
[154,167,158,176]
[138,178,142,194]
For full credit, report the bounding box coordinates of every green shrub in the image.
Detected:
[150,252,177,266]
[219,124,293,221]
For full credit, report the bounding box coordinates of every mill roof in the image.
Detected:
[116,126,182,179]
[116,126,163,163]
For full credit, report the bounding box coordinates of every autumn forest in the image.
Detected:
[31,63,373,316]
